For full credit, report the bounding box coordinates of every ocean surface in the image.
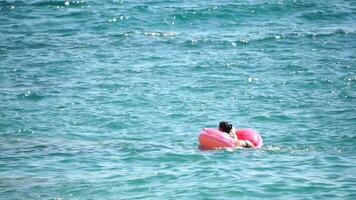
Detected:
[1,0,356,199]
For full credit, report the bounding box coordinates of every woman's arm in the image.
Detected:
[229,127,237,142]
[235,140,255,148]
[244,140,255,148]
[230,127,255,148]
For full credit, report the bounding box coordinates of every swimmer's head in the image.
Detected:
[219,121,233,133]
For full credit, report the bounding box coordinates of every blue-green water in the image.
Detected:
[1,0,356,199]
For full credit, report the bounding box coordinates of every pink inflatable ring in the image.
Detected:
[198,128,263,150]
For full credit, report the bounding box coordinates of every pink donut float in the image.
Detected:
[198,128,263,150]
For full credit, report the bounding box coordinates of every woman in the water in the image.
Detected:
[218,121,255,148]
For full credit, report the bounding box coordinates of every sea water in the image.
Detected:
[0,0,355,199]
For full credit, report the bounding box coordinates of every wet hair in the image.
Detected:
[219,121,233,133]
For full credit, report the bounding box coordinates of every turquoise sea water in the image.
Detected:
[1,0,356,199]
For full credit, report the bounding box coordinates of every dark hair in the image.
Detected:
[219,121,233,133]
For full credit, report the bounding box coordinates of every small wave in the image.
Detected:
[135,28,355,50]
[237,29,355,46]
[180,37,249,49]
[0,0,86,8]
[250,114,293,122]
[143,31,176,37]
[15,144,49,153]
[166,1,320,23]
[109,31,177,39]
[262,145,322,153]
[103,121,125,130]
[30,0,87,8]
[130,4,152,12]
[300,10,352,21]
[339,135,356,143]
[17,91,45,101]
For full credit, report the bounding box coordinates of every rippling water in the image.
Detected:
[1,0,356,199]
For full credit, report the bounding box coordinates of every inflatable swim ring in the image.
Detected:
[198,128,263,150]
